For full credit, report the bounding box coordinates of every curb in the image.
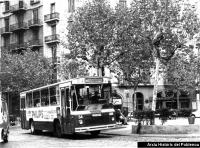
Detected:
[134,134,200,138]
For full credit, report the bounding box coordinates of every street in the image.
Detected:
[1,121,200,148]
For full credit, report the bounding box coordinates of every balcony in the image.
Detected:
[28,39,43,48]
[44,12,60,25]
[10,22,28,32]
[0,27,12,35]
[44,34,60,44]
[10,1,27,14]
[28,19,42,29]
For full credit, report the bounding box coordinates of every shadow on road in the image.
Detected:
[21,130,123,140]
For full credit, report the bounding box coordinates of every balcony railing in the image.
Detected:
[0,27,12,35]
[45,34,60,44]
[44,12,60,23]
[28,19,42,28]
[28,39,43,48]
[10,1,27,13]
[10,22,28,32]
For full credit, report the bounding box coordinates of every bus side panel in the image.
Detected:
[34,121,54,131]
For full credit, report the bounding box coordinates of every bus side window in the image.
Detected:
[50,86,60,105]
[66,88,70,107]
[41,88,49,106]
[26,92,33,107]
[20,97,25,109]
[50,87,56,105]
[33,91,40,107]
[1,102,7,115]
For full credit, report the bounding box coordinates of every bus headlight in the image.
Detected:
[79,119,83,124]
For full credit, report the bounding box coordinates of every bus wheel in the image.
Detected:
[90,130,100,137]
[54,121,62,138]
[30,121,36,134]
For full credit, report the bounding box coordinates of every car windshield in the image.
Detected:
[71,83,111,111]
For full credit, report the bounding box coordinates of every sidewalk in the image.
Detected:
[102,120,200,138]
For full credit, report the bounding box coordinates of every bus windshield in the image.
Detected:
[71,83,111,111]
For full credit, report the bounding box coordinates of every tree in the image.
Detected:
[125,0,200,111]
[166,47,198,109]
[111,4,153,111]
[67,0,116,76]
[66,0,200,112]
[0,49,54,92]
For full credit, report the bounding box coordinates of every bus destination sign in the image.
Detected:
[85,78,103,83]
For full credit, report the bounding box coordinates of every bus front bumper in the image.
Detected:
[75,124,116,133]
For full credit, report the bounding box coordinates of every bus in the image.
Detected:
[20,77,116,137]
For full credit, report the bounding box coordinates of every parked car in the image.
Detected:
[0,99,9,143]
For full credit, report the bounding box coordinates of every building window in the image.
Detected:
[4,17,9,32]
[4,36,10,47]
[33,8,39,23]
[68,0,75,13]
[51,3,55,14]
[4,1,10,12]
[51,25,56,35]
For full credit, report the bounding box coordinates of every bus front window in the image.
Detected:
[71,84,111,111]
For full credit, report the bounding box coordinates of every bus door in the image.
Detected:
[61,87,71,133]
[20,96,26,129]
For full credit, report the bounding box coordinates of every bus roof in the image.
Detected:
[20,76,111,95]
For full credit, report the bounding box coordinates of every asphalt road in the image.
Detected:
[1,121,200,148]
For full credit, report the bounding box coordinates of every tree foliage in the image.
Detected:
[166,48,198,92]
[0,49,54,92]
[58,57,88,80]
[67,0,116,68]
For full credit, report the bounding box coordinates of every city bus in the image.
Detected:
[20,77,116,137]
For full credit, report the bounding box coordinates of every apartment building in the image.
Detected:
[0,0,72,80]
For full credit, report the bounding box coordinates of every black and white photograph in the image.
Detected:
[1,0,200,147]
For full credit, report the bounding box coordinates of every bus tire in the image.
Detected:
[90,130,100,137]
[54,121,62,138]
[30,120,36,134]
[1,129,8,143]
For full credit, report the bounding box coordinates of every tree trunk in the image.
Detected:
[196,90,200,110]
[177,90,180,110]
[133,89,137,111]
[151,58,160,111]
